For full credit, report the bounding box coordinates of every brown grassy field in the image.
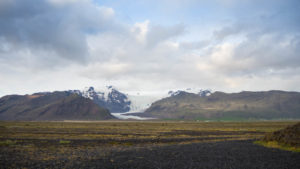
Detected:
[0,121,299,169]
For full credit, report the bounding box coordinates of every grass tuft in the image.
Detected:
[0,140,16,146]
[59,140,71,144]
[254,140,300,152]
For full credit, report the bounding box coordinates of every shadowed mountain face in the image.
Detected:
[70,86,131,113]
[144,90,300,120]
[0,92,115,121]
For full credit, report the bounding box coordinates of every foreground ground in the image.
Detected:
[0,121,299,169]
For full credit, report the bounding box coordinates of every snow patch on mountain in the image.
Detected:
[168,88,212,97]
[69,86,131,113]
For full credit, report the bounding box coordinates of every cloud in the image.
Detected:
[0,0,300,96]
[0,0,118,67]
[180,40,210,50]
[196,33,300,79]
[204,0,300,78]
[47,0,87,6]
[213,24,247,41]
[132,20,149,43]
[79,61,132,79]
[146,23,185,48]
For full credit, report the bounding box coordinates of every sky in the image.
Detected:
[0,0,300,96]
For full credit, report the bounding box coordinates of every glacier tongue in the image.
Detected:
[111,112,155,120]
[127,94,162,113]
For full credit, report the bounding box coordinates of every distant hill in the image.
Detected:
[144,90,300,120]
[0,91,115,121]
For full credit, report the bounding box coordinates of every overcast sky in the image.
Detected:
[0,0,300,96]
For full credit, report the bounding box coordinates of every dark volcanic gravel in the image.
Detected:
[1,140,299,169]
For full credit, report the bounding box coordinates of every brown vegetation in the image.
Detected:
[0,121,299,168]
[262,122,300,147]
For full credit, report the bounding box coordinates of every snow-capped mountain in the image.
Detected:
[69,86,212,119]
[168,88,212,97]
[69,86,131,113]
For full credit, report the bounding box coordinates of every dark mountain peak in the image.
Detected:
[198,89,212,97]
[212,91,226,95]
[69,86,131,113]
[168,89,212,97]
[175,91,192,97]
[168,90,187,97]
[88,86,95,92]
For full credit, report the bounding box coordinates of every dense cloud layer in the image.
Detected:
[0,0,299,96]
[0,0,119,65]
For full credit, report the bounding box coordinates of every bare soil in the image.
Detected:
[1,139,299,169]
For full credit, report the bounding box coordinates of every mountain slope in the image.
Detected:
[0,91,115,121]
[144,90,300,120]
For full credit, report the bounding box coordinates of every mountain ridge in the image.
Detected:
[144,90,300,120]
[2,87,299,121]
[0,91,115,121]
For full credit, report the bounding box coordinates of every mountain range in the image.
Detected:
[1,86,300,121]
[144,90,300,120]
